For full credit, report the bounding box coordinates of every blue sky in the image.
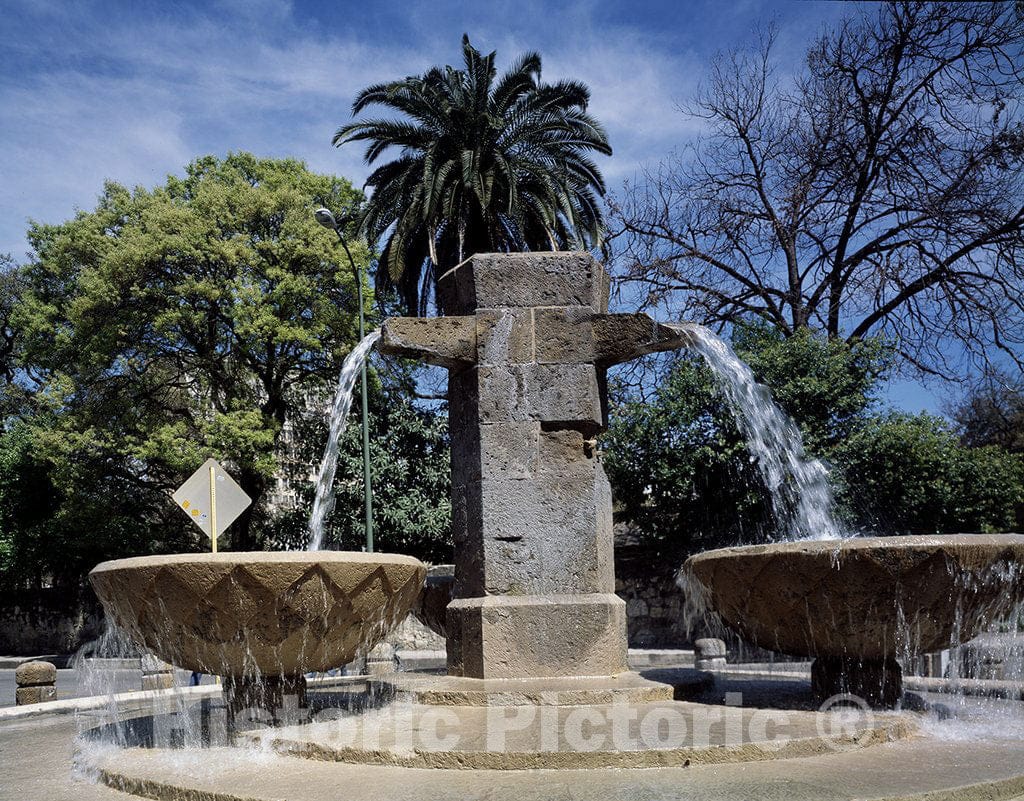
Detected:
[0,0,945,413]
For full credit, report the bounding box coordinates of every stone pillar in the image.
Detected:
[15,661,57,705]
[141,654,175,690]
[694,638,727,671]
[379,253,694,682]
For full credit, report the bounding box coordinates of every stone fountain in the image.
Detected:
[90,551,425,723]
[77,252,1024,800]
[378,251,694,684]
[684,534,1024,707]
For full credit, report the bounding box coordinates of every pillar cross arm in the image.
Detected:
[379,317,478,368]
[592,314,696,366]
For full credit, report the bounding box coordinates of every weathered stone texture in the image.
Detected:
[452,252,610,314]
[684,534,1024,660]
[379,317,476,368]
[534,306,595,364]
[14,660,57,687]
[446,594,628,679]
[476,310,534,365]
[16,685,56,705]
[89,552,425,677]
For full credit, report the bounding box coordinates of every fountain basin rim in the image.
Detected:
[90,550,425,574]
[684,533,1024,564]
[682,533,1024,663]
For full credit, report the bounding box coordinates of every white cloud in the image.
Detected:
[0,0,842,259]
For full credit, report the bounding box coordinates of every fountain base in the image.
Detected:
[369,670,696,706]
[224,675,309,731]
[811,657,903,709]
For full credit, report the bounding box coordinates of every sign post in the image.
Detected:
[173,459,252,551]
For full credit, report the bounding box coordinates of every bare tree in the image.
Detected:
[609,2,1024,379]
[951,369,1024,452]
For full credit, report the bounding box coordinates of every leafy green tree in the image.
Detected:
[602,355,771,556]
[335,34,612,314]
[267,374,452,562]
[0,421,195,589]
[13,153,367,552]
[833,414,1023,534]
[731,323,894,452]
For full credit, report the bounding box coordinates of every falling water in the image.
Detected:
[667,323,846,542]
[307,330,381,551]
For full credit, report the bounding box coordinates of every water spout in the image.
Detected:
[666,323,846,541]
[307,331,381,550]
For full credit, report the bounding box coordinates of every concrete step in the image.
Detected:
[90,734,1024,800]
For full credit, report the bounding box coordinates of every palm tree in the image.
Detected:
[334,35,612,315]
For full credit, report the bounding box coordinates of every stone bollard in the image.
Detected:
[694,638,727,671]
[366,642,398,676]
[15,661,57,705]
[141,654,175,690]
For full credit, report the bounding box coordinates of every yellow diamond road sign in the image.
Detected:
[172,458,252,539]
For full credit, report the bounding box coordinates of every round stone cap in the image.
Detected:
[15,660,57,686]
[694,638,727,657]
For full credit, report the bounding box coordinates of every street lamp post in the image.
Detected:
[315,207,374,553]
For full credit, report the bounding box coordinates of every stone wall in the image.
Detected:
[0,588,103,655]
[385,613,445,651]
[616,570,690,648]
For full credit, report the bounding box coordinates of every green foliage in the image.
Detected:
[336,34,612,314]
[10,153,368,565]
[602,355,770,555]
[732,323,894,451]
[832,414,1024,535]
[267,375,452,562]
[0,421,196,588]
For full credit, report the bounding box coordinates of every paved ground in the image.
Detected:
[2,678,1024,801]
[90,729,1024,801]
[0,715,125,801]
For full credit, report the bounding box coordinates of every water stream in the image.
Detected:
[307,330,381,551]
[668,323,846,542]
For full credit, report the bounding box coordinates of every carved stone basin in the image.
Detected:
[682,535,1024,705]
[89,552,426,677]
[412,564,454,638]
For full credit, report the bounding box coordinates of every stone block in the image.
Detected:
[446,593,628,679]
[453,252,610,314]
[14,660,56,687]
[592,314,695,366]
[475,366,529,423]
[536,428,595,478]
[476,310,534,365]
[142,673,175,691]
[694,638,727,658]
[479,421,540,479]
[366,642,398,676]
[523,364,603,430]
[378,316,476,368]
[16,685,56,705]
[140,654,173,675]
[457,472,614,596]
[534,307,594,364]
